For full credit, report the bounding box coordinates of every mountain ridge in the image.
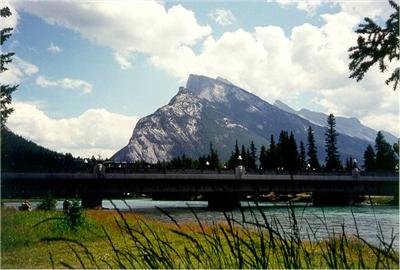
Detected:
[113,74,371,164]
[273,100,397,145]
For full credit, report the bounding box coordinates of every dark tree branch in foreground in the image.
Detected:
[1,6,18,128]
[348,0,399,90]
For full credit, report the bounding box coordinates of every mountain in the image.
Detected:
[273,100,398,145]
[1,128,78,172]
[113,74,371,164]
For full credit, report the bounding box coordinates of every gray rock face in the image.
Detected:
[274,100,398,145]
[113,74,373,164]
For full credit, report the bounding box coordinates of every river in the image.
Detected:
[4,199,399,247]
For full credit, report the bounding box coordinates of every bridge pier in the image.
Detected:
[207,193,241,210]
[313,192,354,206]
[81,195,103,209]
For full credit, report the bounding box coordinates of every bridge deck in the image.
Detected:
[1,173,398,199]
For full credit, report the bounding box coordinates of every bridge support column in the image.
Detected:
[81,195,103,209]
[313,192,354,206]
[208,193,240,210]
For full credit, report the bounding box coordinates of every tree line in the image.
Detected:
[155,114,398,173]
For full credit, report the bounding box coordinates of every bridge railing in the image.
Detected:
[2,168,398,177]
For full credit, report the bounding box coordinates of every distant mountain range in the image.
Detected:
[273,100,397,145]
[112,74,393,164]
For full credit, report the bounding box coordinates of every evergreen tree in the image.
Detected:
[228,151,235,169]
[307,126,320,171]
[288,132,298,173]
[348,0,399,90]
[241,145,247,168]
[394,140,399,155]
[265,135,277,171]
[375,131,396,171]
[198,155,207,170]
[345,156,354,172]
[235,140,240,157]
[363,144,376,171]
[246,148,251,169]
[325,114,342,171]
[209,142,220,170]
[249,141,257,170]
[228,140,240,169]
[259,145,266,171]
[1,6,18,128]
[277,131,289,171]
[298,141,306,171]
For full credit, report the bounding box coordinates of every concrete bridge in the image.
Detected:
[1,172,398,208]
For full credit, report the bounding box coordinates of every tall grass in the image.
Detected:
[38,201,399,269]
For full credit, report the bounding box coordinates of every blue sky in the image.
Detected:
[1,0,397,158]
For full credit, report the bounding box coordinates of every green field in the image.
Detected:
[1,206,399,269]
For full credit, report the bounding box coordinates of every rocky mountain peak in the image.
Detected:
[112,74,374,163]
[216,76,233,85]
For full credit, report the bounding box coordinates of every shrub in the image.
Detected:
[37,193,56,210]
[64,200,84,230]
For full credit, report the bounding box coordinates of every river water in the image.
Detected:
[4,199,399,247]
[106,200,399,247]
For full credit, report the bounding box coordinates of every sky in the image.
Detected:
[1,0,398,158]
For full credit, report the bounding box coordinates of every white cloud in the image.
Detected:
[36,75,93,94]
[47,42,61,53]
[333,0,393,19]
[7,101,140,158]
[113,51,135,70]
[275,0,325,14]
[14,0,211,70]
[0,56,39,84]
[208,9,236,26]
[151,10,398,136]
[313,65,399,136]
[11,1,399,136]
[274,0,392,18]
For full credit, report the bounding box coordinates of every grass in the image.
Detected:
[365,196,398,205]
[1,202,399,269]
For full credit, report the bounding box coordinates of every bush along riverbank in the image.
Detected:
[1,201,399,269]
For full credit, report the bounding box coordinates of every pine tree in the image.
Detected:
[246,148,251,169]
[241,145,247,168]
[277,131,289,171]
[375,131,396,171]
[307,126,320,171]
[345,156,355,172]
[288,132,298,173]
[363,144,376,171]
[325,114,342,171]
[266,135,277,171]
[228,140,240,169]
[209,142,220,170]
[198,155,207,170]
[348,0,399,90]
[259,145,266,171]
[249,141,257,170]
[1,6,18,128]
[298,141,306,171]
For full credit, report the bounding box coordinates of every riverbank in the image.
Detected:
[1,206,399,269]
